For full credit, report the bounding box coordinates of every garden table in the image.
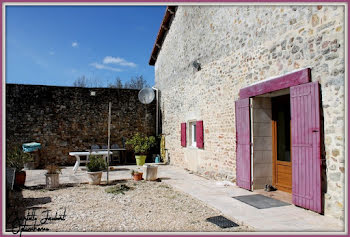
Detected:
[86,148,127,164]
[69,151,112,173]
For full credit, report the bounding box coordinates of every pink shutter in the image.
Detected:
[290,82,321,213]
[196,120,204,148]
[181,123,186,147]
[235,98,251,190]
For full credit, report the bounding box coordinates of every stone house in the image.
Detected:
[149,5,345,220]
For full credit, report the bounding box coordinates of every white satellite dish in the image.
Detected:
[138,87,155,104]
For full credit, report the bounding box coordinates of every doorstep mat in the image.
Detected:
[232,194,290,209]
[206,215,239,229]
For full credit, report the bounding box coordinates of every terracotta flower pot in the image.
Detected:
[24,162,35,170]
[133,172,143,181]
[15,171,26,187]
[45,173,60,189]
[87,171,103,185]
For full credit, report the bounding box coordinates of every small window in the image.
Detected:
[189,121,197,147]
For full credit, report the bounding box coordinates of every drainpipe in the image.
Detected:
[152,86,159,136]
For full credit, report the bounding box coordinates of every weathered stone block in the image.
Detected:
[329,172,341,182]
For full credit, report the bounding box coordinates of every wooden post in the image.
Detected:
[107,102,112,184]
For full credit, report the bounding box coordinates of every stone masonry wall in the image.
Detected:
[252,97,273,190]
[154,5,345,220]
[6,84,156,165]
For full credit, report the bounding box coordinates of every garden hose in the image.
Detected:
[160,134,166,163]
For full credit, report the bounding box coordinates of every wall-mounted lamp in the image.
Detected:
[90,91,96,96]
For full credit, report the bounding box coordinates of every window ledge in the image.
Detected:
[186,146,199,150]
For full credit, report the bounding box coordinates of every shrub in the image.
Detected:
[125,133,156,155]
[6,146,33,171]
[105,184,133,195]
[130,169,142,176]
[45,165,62,174]
[86,155,106,172]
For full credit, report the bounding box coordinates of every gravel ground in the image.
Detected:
[7,180,252,233]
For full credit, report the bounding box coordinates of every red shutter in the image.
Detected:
[235,98,251,190]
[181,123,186,147]
[196,120,204,148]
[290,82,321,213]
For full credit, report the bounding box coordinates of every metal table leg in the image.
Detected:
[73,155,80,173]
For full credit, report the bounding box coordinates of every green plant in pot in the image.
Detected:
[86,155,106,185]
[23,153,35,170]
[45,165,61,189]
[6,146,33,187]
[126,133,156,166]
[130,169,143,181]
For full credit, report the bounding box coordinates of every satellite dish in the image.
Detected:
[138,87,155,104]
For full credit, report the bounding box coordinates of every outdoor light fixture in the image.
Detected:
[192,60,201,71]
[90,91,96,96]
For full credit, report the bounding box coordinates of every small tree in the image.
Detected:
[124,75,149,89]
[108,77,124,88]
[73,76,88,87]
[125,133,156,155]
[73,76,103,88]
[88,77,103,88]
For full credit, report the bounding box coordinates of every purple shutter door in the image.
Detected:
[290,82,321,213]
[196,120,204,148]
[181,123,186,147]
[235,98,251,190]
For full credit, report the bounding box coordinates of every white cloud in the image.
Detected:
[33,58,48,67]
[103,56,136,67]
[90,62,122,72]
[89,56,135,73]
[72,41,78,48]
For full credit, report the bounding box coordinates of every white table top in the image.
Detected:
[86,148,126,151]
[69,151,112,156]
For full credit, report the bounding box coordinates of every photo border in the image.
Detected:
[1,1,348,236]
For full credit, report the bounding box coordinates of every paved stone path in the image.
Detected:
[25,164,344,232]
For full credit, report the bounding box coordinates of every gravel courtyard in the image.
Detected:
[6,180,252,233]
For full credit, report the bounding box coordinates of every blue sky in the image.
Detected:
[6,6,165,87]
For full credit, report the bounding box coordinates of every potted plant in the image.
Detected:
[45,165,61,189]
[130,169,143,181]
[23,155,35,170]
[126,133,156,166]
[6,146,33,187]
[86,155,106,185]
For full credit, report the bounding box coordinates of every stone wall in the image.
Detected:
[154,5,345,220]
[252,97,273,190]
[6,84,156,165]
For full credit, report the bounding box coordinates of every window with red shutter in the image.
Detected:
[181,123,186,147]
[196,120,204,148]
